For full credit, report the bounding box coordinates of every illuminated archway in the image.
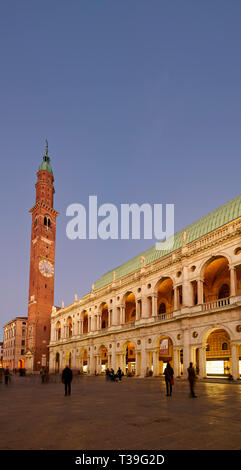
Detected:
[100,303,108,329]
[124,292,136,323]
[67,317,73,338]
[123,341,136,375]
[155,336,174,375]
[81,311,88,334]
[99,345,108,372]
[79,348,88,373]
[155,278,174,314]
[204,328,231,377]
[202,256,230,303]
[18,359,25,369]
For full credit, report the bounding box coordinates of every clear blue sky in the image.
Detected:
[1,1,241,339]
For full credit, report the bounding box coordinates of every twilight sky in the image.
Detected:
[1,1,241,339]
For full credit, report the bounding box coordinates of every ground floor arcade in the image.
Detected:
[49,325,241,380]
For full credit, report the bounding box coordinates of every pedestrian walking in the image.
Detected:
[117,367,123,381]
[4,368,10,385]
[187,362,197,398]
[62,365,73,396]
[164,362,174,396]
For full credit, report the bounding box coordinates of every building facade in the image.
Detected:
[49,195,241,380]
[25,143,59,372]
[3,318,28,370]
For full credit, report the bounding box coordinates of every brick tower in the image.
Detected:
[25,142,59,372]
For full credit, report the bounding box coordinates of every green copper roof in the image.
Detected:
[38,140,53,174]
[93,194,241,291]
[39,155,53,174]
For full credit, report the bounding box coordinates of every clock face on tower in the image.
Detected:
[39,259,54,278]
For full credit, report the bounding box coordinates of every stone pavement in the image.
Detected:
[0,375,240,450]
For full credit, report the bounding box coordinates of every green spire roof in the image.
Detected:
[93,194,241,291]
[38,139,53,174]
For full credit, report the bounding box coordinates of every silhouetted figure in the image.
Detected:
[117,367,123,381]
[62,365,73,396]
[164,362,174,396]
[4,368,10,385]
[187,362,197,398]
[40,368,45,383]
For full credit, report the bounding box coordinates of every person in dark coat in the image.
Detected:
[117,367,123,381]
[62,365,73,396]
[187,362,197,398]
[4,368,10,385]
[164,362,174,396]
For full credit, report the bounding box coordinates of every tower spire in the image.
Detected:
[45,138,48,156]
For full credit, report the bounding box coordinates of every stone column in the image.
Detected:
[50,323,55,342]
[141,343,147,377]
[112,306,117,326]
[120,306,125,325]
[141,296,149,319]
[199,346,206,378]
[136,300,141,320]
[182,267,193,307]
[173,347,179,377]
[197,279,204,305]
[89,347,95,375]
[79,355,83,373]
[135,351,140,376]
[153,349,159,376]
[231,343,239,380]
[120,353,126,373]
[174,286,179,311]
[230,267,237,297]
[152,294,158,317]
[49,350,55,373]
[111,343,117,372]
[108,310,111,328]
[72,350,76,370]
[183,329,190,378]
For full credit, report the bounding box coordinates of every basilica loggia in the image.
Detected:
[49,196,241,380]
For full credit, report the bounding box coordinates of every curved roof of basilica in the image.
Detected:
[93,194,241,291]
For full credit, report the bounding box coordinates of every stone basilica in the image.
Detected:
[49,196,241,380]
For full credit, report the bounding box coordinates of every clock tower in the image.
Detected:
[26,142,59,372]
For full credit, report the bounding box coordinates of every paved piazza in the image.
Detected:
[0,375,241,450]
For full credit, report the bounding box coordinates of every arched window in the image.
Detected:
[218,284,230,299]
[44,215,51,229]
[222,342,228,351]
[68,317,73,338]
[158,303,166,314]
